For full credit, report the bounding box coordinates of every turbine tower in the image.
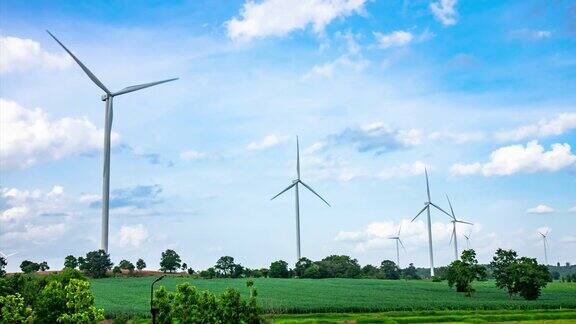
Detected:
[47,31,178,253]
[463,234,471,249]
[388,225,407,268]
[411,168,452,277]
[538,230,549,265]
[446,194,473,261]
[271,137,330,261]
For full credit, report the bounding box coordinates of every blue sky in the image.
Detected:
[1,0,575,272]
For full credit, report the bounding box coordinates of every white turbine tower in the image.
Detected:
[411,168,452,277]
[463,233,472,249]
[271,137,330,261]
[388,225,407,268]
[47,31,178,253]
[538,230,550,265]
[446,194,473,261]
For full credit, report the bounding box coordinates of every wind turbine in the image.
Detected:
[538,230,550,265]
[388,225,407,268]
[0,251,18,258]
[47,31,178,253]
[446,194,473,261]
[463,233,471,249]
[271,137,330,261]
[411,168,452,277]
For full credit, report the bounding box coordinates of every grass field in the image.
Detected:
[91,277,576,318]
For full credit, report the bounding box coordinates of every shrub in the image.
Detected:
[0,293,35,323]
[445,249,486,297]
[153,286,172,324]
[269,260,290,278]
[35,281,66,323]
[57,279,104,323]
[112,266,122,276]
[0,257,6,277]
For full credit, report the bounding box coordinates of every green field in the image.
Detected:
[92,277,576,318]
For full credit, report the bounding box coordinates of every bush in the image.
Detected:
[57,279,104,323]
[0,257,6,277]
[0,293,35,323]
[445,249,486,297]
[35,281,66,323]
[64,256,78,269]
[79,250,113,279]
[269,260,290,278]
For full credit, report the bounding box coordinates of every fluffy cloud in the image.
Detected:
[526,205,555,214]
[373,31,414,49]
[180,150,207,161]
[118,224,149,248]
[430,0,458,26]
[495,113,576,141]
[89,184,163,210]
[0,99,119,170]
[1,186,69,223]
[1,223,67,243]
[376,161,427,180]
[226,0,366,41]
[0,35,71,74]
[247,134,285,151]
[451,141,576,176]
[510,29,552,41]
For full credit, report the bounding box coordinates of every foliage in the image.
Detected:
[57,279,104,323]
[112,266,122,275]
[38,262,50,271]
[80,250,113,279]
[0,257,6,277]
[199,267,217,279]
[160,249,181,273]
[136,258,146,271]
[153,286,172,324]
[361,264,381,278]
[512,257,552,300]
[445,249,486,296]
[269,260,290,278]
[36,281,66,323]
[20,261,40,274]
[119,260,135,273]
[0,293,35,323]
[303,264,322,279]
[64,255,78,269]
[215,256,237,277]
[317,255,361,278]
[402,263,420,280]
[491,248,519,298]
[181,263,188,271]
[380,260,400,280]
[294,258,313,277]
[187,268,195,275]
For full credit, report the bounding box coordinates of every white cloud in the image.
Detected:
[374,31,414,49]
[1,185,69,223]
[570,206,576,213]
[246,134,285,151]
[226,0,366,41]
[428,131,486,144]
[1,223,67,243]
[0,99,119,170]
[510,29,552,41]
[180,150,207,161]
[0,35,71,74]
[495,113,576,141]
[526,204,555,214]
[376,161,427,180]
[451,141,576,176]
[118,224,149,248]
[430,0,458,26]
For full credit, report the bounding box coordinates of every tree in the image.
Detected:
[160,249,182,273]
[512,257,552,300]
[491,248,518,298]
[380,260,400,280]
[215,256,236,277]
[294,258,313,277]
[119,260,135,273]
[402,263,420,280]
[361,264,380,278]
[199,267,216,279]
[80,250,113,278]
[445,249,486,297]
[302,264,321,279]
[64,255,78,269]
[36,281,67,323]
[269,260,290,278]
[20,260,40,274]
[317,255,361,278]
[112,266,122,275]
[0,293,35,323]
[0,256,6,277]
[136,258,146,271]
[181,263,188,272]
[38,262,49,271]
[57,279,105,323]
[187,268,195,275]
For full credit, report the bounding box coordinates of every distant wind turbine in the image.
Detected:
[388,225,407,268]
[411,168,452,277]
[463,233,472,249]
[0,251,18,258]
[47,31,178,253]
[271,137,330,261]
[538,230,550,265]
[446,194,473,261]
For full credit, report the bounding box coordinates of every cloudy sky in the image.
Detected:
[1,0,575,272]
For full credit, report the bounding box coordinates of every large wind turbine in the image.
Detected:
[446,194,473,261]
[411,168,452,277]
[388,225,407,268]
[538,230,550,265]
[47,31,178,253]
[271,137,330,261]
[0,251,18,259]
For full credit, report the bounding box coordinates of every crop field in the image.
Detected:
[91,277,576,318]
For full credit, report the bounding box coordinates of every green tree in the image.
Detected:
[317,255,361,278]
[294,258,313,277]
[57,279,104,323]
[380,260,400,279]
[512,257,552,300]
[136,258,146,271]
[445,249,486,296]
[0,293,35,323]
[112,266,122,276]
[181,263,188,272]
[19,261,40,274]
[160,249,181,273]
[35,281,66,323]
[80,250,113,279]
[361,264,380,278]
[38,262,49,271]
[491,248,519,298]
[63,256,78,269]
[302,263,321,279]
[153,286,173,324]
[269,260,290,278]
[0,257,6,277]
[118,260,135,273]
[215,256,236,277]
[199,267,217,279]
[402,263,420,280]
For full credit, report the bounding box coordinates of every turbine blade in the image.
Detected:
[425,167,431,202]
[270,182,296,201]
[397,224,402,236]
[296,136,301,180]
[46,30,111,94]
[449,230,454,246]
[398,239,407,253]
[430,202,453,218]
[299,180,330,206]
[112,78,179,96]
[445,193,455,218]
[411,204,428,222]
[456,220,473,225]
